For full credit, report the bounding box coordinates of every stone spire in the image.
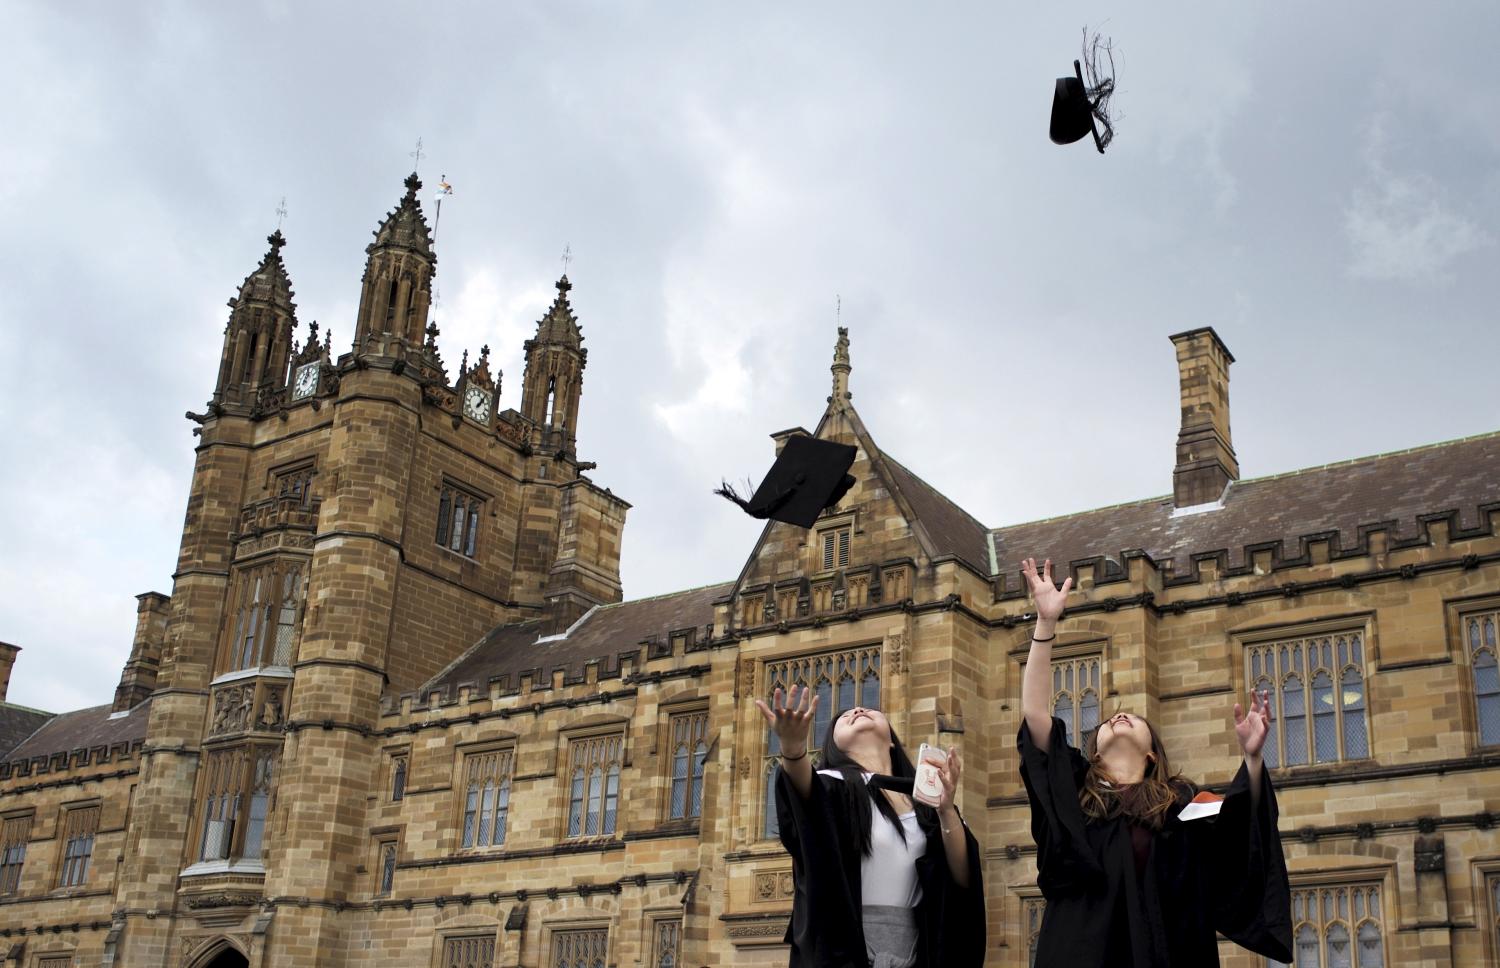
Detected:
[353,172,437,355]
[521,275,588,454]
[212,230,298,410]
[830,325,851,405]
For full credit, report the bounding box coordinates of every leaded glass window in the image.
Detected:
[460,749,514,849]
[442,935,496,968]
[377,841,397,897]
[195,746,277,864]
[1025,897,1046,967]
[1268,883,1383,968]
[57,805,99,888]
[1049,653,1102,749]
[436,483,484,557]
[651,918,681,968]
[565,734,623,839]
[1467,610,1500,746]
[668,709,709,820]
[551,927,607,968]
[391,754,408,801]
[0,814,31,894]
[762,645,882,838]
[224,561,303,673]
[1247,631,1369,767]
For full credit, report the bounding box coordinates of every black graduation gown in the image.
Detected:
[773,767,986,968]
[1018,717,1294,968]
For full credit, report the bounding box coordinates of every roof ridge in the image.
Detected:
[600,580,735,609]
[1233,428,1500,488]
[0,700,54,716]
[990,429,1500,534]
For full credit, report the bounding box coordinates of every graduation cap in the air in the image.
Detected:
[1050,31,1118,153]
[715,435,857,529]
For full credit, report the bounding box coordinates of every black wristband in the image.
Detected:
[780,748,808,762]
[1031,633,1057,643]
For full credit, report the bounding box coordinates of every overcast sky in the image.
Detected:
[2,2,1497,713]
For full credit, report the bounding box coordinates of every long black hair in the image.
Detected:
[817,711,940,858]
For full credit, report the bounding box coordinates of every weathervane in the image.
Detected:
[410,136,425,170]
[561,243,573,275]
[275,196,288,232]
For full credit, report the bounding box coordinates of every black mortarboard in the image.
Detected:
[715,435,857,529]
[1050,31,1117,154]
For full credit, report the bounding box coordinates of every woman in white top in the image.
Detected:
[757,686,985,968]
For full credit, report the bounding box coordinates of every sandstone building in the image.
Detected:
[1,172,1498,967]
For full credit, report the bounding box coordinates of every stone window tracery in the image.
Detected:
[1466,609,1500,746]
[460,748,514,849]
[195,746,278,864]
[0,813,31,894]
[1266,883,1384,968]
[566,733,622,839]
[223,560,304,673]
[56,804,98,888]
[650,918,681,968]
[550,928,607,968]
[1048,652,1102,749]
[1246,629,1369,768]
[441,935,496,968]
[667,710,708,821]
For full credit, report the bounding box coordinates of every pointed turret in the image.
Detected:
[212,230,298,410]
[520,275,588,453]
[353,172,437,355]
[830,325,851,407]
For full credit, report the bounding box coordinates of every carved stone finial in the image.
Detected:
[266,229,286,251]
[403,171,422,199]
[557,274,572,294]
[831,326,851,403]
[425,322,439,348]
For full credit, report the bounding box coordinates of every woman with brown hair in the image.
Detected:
[1019,558,1294,967]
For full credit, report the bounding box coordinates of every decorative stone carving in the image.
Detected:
[185,892,260,910]
[754,869,795,902]
[886,632,908,675]
[259,687,284,728]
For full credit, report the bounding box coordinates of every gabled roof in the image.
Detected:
[990,431,1500,575]
[420,582,733,699]
[0,702,53,759]
[880,452,993,577]
[5,698,152,765]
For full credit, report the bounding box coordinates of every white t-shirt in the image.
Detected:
[819,769,926,908]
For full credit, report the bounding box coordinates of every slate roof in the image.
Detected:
[6,699,152,765]
[422,582,734,698]
[990,431,1500,576]
[0,702,53,759]
[881,453,994,576]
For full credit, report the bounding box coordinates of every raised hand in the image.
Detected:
[1234,689,1273,759]
[1021,557,1073,623]
[754,684,819,759]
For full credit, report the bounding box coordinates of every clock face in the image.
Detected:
[463,386,492,423]
[291,362,319,400]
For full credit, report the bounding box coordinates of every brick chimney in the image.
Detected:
[0,642,17,703]
[113,592,171,712]
[1170,327,1239,508]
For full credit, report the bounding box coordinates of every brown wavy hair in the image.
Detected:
[1078,714,1194,831]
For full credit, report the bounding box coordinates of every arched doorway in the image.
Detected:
[196,945,249,968]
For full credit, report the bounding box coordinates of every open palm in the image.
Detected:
[1234,690,1273,758]
[1022,558,1072,622]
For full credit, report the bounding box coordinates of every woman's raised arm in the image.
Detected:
[1021,558,1073,754]
[754,683,820,799]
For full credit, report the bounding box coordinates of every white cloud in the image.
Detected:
[1345,116,1493,284]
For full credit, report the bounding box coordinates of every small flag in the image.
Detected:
[434,176,454,201]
